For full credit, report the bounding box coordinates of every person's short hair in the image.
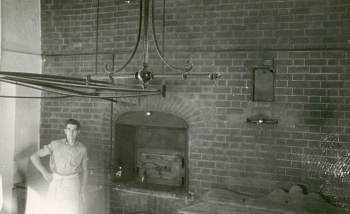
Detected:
[65,118,80,130]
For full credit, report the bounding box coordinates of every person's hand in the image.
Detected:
[43,172,53,182]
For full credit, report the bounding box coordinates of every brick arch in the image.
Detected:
[112,95,204,124]
[101,94,206,142]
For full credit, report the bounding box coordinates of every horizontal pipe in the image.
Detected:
[0,78,161,100]
[0,95,71,99]
[2,48,41,56]
[154,73,213,78]
[0,71,110,85]
[113,92,160,98]
[0,78,94,97]
[42,51,131,57]
[0,75,158,93]
[41,47,350,58]
[91,72,215,80]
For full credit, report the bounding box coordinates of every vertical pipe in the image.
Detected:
[143,0,149,64]
[95,0,100,75]
[162,0,165,59]
[162,0,166,85]
[110,100,114,174]
[107,99,113,214]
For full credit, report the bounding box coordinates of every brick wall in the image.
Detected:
[40,0,350,210]
[111,188,195,214]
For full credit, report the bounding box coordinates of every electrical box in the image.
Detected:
[253,60,275,102]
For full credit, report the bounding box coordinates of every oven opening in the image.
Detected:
[113,111,188,193]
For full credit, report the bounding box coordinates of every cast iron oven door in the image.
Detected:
[137,148,184,186]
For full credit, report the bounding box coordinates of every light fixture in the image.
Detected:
[134,65,154,89]
[145,111,152,116]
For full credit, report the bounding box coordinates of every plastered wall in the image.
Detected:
[0,0,41,213]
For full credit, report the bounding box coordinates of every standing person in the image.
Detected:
[30,119,89,214]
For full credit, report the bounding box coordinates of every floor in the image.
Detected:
[13,187,26,214]
[13,185,107,214]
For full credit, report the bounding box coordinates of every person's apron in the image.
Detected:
[47,173,80,214]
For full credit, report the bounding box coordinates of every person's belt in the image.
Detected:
[52,173,79,180]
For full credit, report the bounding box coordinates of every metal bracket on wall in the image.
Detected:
[247,118,278,124]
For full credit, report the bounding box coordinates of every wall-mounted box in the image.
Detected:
[253,68,275,102]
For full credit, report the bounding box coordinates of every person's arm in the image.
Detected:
[80,158,88,203]
[30,148,53,182]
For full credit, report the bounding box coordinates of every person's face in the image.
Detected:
[64,124,80,140]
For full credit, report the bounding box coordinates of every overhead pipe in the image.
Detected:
[104,0,143,73]
[151,0,193,73]
[0,78,162,100]
[0,72,159,93]
[0,71,165,101]
[0,0,219,101]
[0,1,165,102]
[91,0,220,88]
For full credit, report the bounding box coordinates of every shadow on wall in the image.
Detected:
[0,175,3,212]
[0,144,39,214]
[14,144,39,183]
[11,144,44,214]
